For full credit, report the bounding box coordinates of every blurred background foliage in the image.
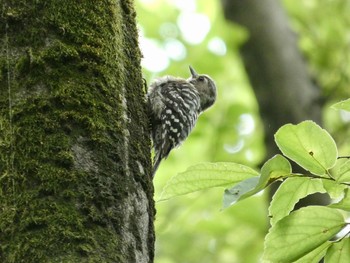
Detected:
[135,0,350,262]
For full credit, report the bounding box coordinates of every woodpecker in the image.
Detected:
[147,66,217,177]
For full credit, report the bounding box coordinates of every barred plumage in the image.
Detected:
[147,66,217,177]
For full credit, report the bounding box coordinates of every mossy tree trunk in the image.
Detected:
[0,1,154,262]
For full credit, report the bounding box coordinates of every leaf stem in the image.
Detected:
[337,156,350,159]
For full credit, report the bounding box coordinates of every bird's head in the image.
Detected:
[188,65,217,112]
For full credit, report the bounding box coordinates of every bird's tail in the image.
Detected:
[152,152,162,178]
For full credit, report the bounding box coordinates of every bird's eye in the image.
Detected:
[198,76,205,81]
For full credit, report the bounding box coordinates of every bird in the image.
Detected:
[147,66,217,177]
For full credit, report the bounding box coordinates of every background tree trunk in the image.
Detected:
[221,0,322,156]
[0,1,154,262]
[221,0,328,206]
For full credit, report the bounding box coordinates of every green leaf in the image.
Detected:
[247,154,292,196]
[222,155,291,208]
[269,177,326,226]
[263,206,346,262]
[325,238,350,263]
[158,162,259,201]
[260,154,292,181]
[275,121,337,176]
[294,241,332,263]
[329,188,350,211]
[322,179,346,199]
[331,98,350,112]
[222,177,259,208]
[331,159,350,183]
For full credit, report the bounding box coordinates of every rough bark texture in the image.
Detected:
[0,1,154,262]
[221,0,328,206]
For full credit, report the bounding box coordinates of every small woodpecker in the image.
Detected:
[147,66,217,177]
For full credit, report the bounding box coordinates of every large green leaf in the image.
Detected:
[223,155,291,208]
[331,98,350,112]
[269,177,326,226]
[325,238,350,263]
[294,241,331,263]
[263,206,346,262]
[275,121,337,176]
[158,162,259,201]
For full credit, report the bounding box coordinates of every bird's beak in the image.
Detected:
[189,65,198,78]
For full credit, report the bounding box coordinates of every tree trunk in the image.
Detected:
[221,0,322,157]
[221,0,328,206]
[0,1,154,262]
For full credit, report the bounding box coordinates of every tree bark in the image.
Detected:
[0,1,154,262]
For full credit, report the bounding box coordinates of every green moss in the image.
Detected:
[0,0,154,262]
